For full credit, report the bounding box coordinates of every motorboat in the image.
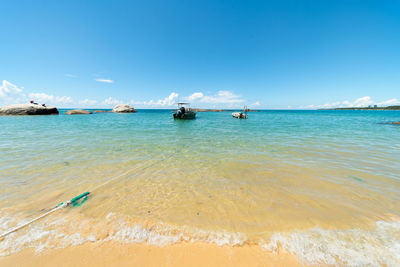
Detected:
[173,103,196,119]
[232,112,247,119]
[232,106,248,119]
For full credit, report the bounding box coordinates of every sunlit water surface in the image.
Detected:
[1,110,400,265]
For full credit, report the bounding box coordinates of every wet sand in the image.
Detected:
[0,242,300,267]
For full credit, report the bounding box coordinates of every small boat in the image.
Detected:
[232,112,247,119]
[173,103,196,119]
[232,106,248,119]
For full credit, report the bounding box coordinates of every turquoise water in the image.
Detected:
[1,110,400,265]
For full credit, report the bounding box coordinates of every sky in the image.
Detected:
[1,0,400,109]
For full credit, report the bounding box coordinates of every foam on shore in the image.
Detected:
[1,211,399,265]
[261,220,400,266]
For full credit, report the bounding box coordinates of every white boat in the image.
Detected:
[232,106,248,119]
[232,112,247,119]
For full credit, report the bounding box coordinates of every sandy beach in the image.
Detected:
[0,242,300,267]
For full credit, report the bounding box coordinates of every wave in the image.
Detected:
[261,220,400,266]
[0,212,246,256]
[1,212,399,266]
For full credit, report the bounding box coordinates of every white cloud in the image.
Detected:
[250,101,260,107]
[352,96,374,107]
[0,80,23,97]
[188,92,204,101]
[305,96,400,109]
[95,78,114,84]
[79,99,98,106]
[186,90,244,105]
[135,92,179,107]
[132,90,245,108]
[378,98,400,106]
[103,97,122,106]
[29,93,74,105]
[153,92,179,106]
[0,80,26,105]
[1,80,74,107]
[0,80,98,108]
[203,91,244,104]
[2,81,249,109]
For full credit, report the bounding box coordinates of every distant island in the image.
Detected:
[320,105,400,110]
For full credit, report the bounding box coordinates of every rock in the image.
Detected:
[112,104,136,113]
[65,109,92,115]
[0,104,59,115]
[93,110,110,113]
[392,121,400,125]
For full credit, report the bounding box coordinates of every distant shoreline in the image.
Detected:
[193,109,260,112]
[319,105,400,110]
[56,108,261,112]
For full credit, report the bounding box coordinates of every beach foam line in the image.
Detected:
[0,212,247,257]
[1,211,399,266]
[261,220,400,266]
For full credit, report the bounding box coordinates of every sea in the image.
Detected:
[1,109,400,265]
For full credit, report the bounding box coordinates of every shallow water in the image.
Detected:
[1,110,400,265]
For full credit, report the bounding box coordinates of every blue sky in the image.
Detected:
[1,0,400,108]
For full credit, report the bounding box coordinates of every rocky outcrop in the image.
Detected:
[65,109,92,115]
[94,110,110,113]
[112,104,136,113]
[392,121,400,125]
[0,104,59,115]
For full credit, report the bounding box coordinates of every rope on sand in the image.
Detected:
[0,192,89,239]
[0,151,182,239]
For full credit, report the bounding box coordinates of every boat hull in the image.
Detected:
[173,112,196,120]
[232,112,247,119]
